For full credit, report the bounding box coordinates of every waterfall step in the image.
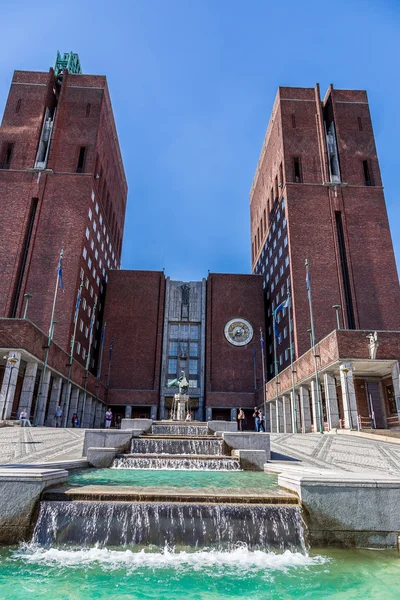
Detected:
[141,434,217,440]
[43,485,299,505]
[117,453,235,460]
[131,438,224,456]
[112,454,240,470]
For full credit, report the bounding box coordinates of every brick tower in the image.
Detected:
[251,85,400,378]
[0,52,127,371]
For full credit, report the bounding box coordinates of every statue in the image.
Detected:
[167,371,190,421]
[367,332,379,360]
[168,371,189,395]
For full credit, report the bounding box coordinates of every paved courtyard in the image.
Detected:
[0,427,85,465]
[271,432,400,475]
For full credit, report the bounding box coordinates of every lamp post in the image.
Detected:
[1,354,19,421]
[23,294,33,319]
[332,305,341,330]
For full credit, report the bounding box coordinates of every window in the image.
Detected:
[273,239,277,249]
[189,359,198,374]
[363,160,373,186]
[95,249,98,260]
[357,117,363,131]
[96,276,100,287]
[293,157,302,183]
[169,341,178,356]
[281,284,285,296]
[85,326,89,338]
[90,286,93,297]
[88,258,92,269]
[76,147,86,173]
[285,255,290,267]
[91,190,95,202]
[279,265,284,277]
[88,306,91,317]
[279,354,283,366]
[82,247,87,259]
[190,325,199,339]
[1,143,13,169]
[285,349,289,361]
[189,380,197,388]
[80,267,84,280]
[82,298,87,310]
[279,246,283,258]
[86,103,91,117]
[278,228,281,239]
[93,220,97,232]
[99,214,103,225]
[274,257,277,267]
[168,358,177,374]
[76,342,81,355]
[79,319,84,332]
[85,277,89,289]
[82,347,86,359]
[95,202,99,214]
[284,326,288,339]
[180,325,189,339]
[291,113,296,128]
[16,98,22,113]
[97,232,100,242]
[92,268,96,279]
[90,239,94,250]
[170,324,179,338]
[284,235,288,248]
[190,342,198,357]
[283,217,287,228]
[85,227,90,239]
[88,208,92,220]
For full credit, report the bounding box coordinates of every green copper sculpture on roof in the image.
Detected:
[54,51,82,76]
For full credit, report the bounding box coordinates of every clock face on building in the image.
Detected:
[224,318,253,346]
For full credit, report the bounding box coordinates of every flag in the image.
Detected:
[74,285,82,322]
[260,329,264,350]
[306,270,311,299]
[274,319,281,343]
[274,296,290,315]
[57,250,64,291]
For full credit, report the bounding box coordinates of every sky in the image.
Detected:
[1,0,399,281]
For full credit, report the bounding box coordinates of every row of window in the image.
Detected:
[169,324,199,340]
[168,358,198,375]
[167,378,198,389]
[169,341,198,357]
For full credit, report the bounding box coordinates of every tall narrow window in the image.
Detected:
[335,212,355,329]
[76,146,86,173]
[279,162,284,188]
[16,99,22,114]
[357,117,363,131]
[11,198,38,317]
[86,103,91,117]
[293,157,302,183]
[1,143,14,169]
[291,113,296,128]
[363,160,373,186]
[275,176,279,200]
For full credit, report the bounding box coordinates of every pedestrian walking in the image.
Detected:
[19,408,31,427]
[258,409,265,432]
[55,405,63,428]
[71,412,79,428]
[237,408,245,431]
[253,406,260,432]
[105,407,112,429]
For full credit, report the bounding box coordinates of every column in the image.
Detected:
[264,405,271,432]
[46,376,63,426]
[61,382,72,427]
[391,361,400,420]
[290,391,301,433]
[299,385,312,433]
[35,370,51,426]
[67,386,80,424]
[0,351,21,420]
[95,403,104,428]
[17,361,38,420]
[83,396,93,428]
[150,406,158,420]
[340,362,358,430]
[282,396,292,432]
[323,373,340,430]
[125,405,132,419]
[230,408,237,422]
[89,399,97,428]
[310,380,323,433]
[205,407,212,421]
[270,402,277,432]
[159,395,166,420]
[77,390,85,426]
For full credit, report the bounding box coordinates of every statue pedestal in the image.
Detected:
[172,394,189,421]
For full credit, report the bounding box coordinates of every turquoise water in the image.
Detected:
[0,545,399,599]
[68,468,279,490]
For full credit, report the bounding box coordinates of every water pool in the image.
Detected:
[68,468,279,490]
[0,545,398,599]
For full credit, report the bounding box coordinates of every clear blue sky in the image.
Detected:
[1,0,399,281]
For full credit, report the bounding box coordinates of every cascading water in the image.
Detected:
[152,424,209,436]
[33,500,306,552]
[131,437,223,455]
[112,455,241,470]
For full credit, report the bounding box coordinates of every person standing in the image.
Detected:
[19,408,31,427]
[258,409,265,432]
[237,408,245,431]
[71,413,78,428]
[105,407,113,429]
[253,406,260,432]
[55,405,63,428]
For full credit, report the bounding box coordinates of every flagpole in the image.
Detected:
[107,337,114,388]
[273,311,280,432]
[80,299,97,427]
[260,328,267,430]
[63,281,83,427]
[34,249,63,426]
[305,258,323,433]
[97,321,106,380]
[288,295,298,432]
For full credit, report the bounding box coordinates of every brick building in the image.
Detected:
[0,52,127,426]
[251,85,400,432]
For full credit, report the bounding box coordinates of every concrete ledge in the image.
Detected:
[83,429,136,456]
[0,468,68,544]
[121,418,152,433]
[1,459,88,471]
[232,449,267,471]
[222,432,270,458]
[87,447,118,468]
[207,421,237,433]
[278,468,400,548]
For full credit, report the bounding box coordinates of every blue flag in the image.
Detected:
[273,296,290,344]
[74,286,81,322]
[260,329,264,350]
[57,252,64,291]
[306,271,311,299]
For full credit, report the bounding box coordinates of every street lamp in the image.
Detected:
[1,354,19,421]
[332,305,341,330]
[23,294,33,319]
